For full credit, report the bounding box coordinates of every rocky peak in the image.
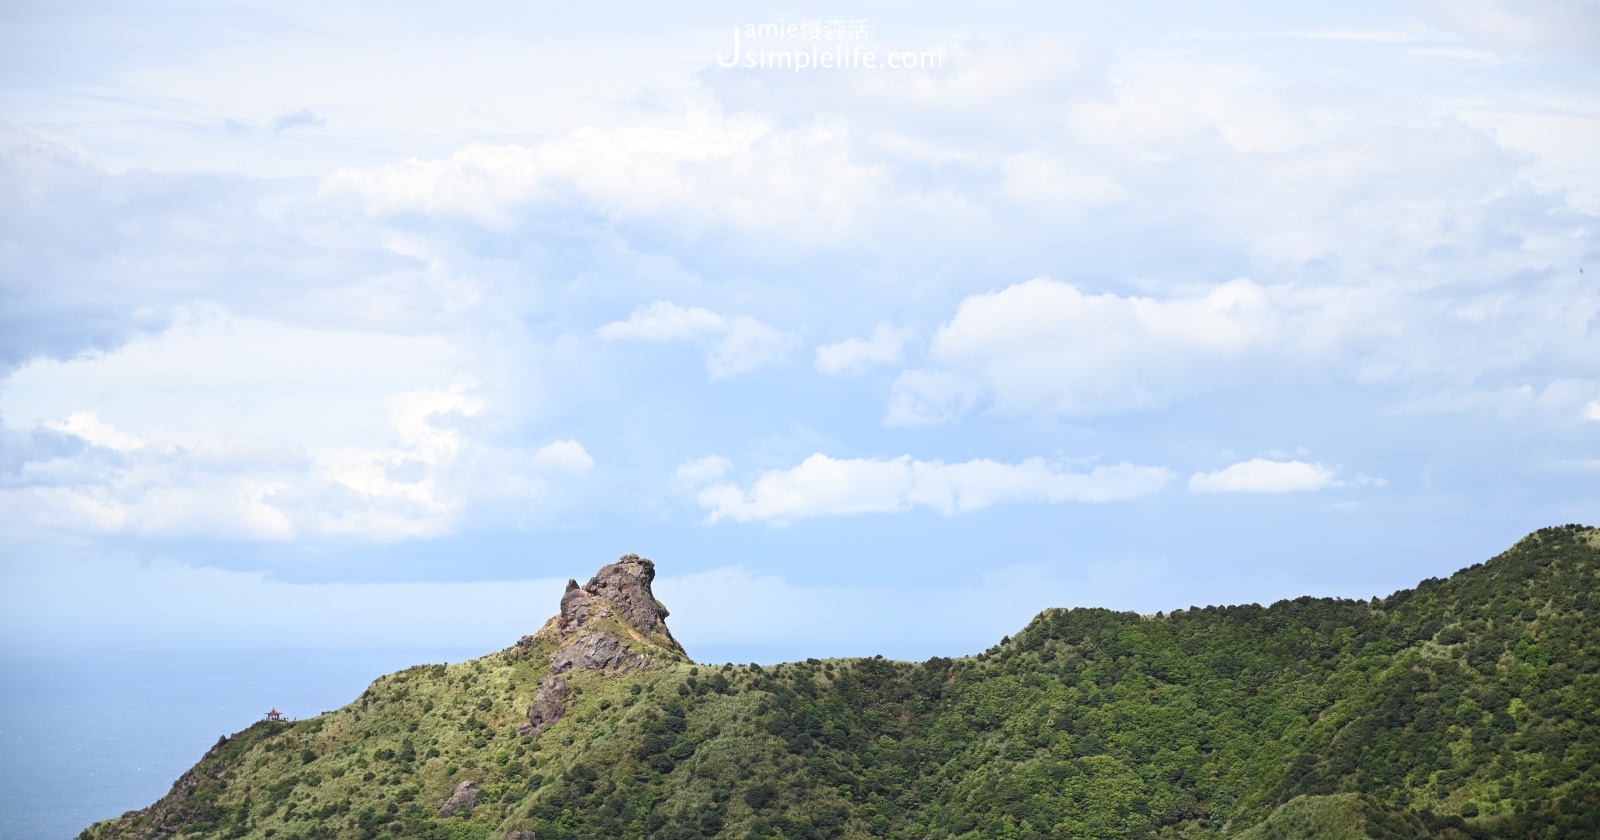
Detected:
[522,553,687,676]
[559,554,675,641]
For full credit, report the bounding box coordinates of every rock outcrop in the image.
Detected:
[523,554,686,676]
[437,780,479,817]
[511,554,688,740]
[561,554,677,641]
[553,626,650,673]
[518,676,572,736]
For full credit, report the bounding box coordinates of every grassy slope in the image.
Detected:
[81,525,1600,840]
[1233,794,1458,840]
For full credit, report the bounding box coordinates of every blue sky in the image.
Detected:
[2,0,1597,663]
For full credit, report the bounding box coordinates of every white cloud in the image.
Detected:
[319,112,879,239]
[0,127,434,373]
[2,313,464,449]
[532,440,595,476]
[884,370,982,426]
[678,453,1173,524]
[595,301,726,341]
[1188,459,1339,494]
[1400,379,1600,422]
[44,411,148,453]
[2,6,1595,620]
[300,32,1593,270]
[995,152,1128,212]
[1419,0,1600,55]
[707,317,799,380]
[598,301,796,380]
[889,277,1329,423]
[1,386,594,542]
[383,387,482,463]
[672,455,733,490]
[890,265,1595,427]
[814,322,913,376]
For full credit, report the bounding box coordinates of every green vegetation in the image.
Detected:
[1234,794,1456,840]
[82,525,1600,839]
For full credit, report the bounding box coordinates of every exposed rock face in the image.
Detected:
[437,779,479,817]
[573,554,675,637]
[558,578,597,633]
[542,554,686,674]
[512,553,688,736]
[514,554,689,736]
[552,628,650,674]
[557,555,680,645]
[518,676,572,736]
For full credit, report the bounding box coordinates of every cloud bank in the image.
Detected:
[815,322,913,375]
[2,389,594,542]
[598,301,798,380]
[1,2,1596,663]
[887,278,1361,423]
[679,453,1173,523]
[1189,459,1339,494]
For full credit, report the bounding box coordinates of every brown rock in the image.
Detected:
[520,676,572,735]
[558,581,599,638]
[540,554,687,674]
[519,554,689,678]
[552,628,650,674]
[578,555,675,638]
[438,779,480,817]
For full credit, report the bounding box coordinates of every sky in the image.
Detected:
[1,0,1597,664]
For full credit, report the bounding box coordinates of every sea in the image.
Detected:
[0,648,482,840]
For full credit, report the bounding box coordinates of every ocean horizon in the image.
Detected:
[0,648,483,840]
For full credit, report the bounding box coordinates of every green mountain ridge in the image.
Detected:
[81,527,1600,840]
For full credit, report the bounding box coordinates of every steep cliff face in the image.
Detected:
[519,553,687,675]
[560,554,681,648]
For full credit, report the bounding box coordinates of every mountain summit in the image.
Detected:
[530,553,687,674]
[81,528,1600,840]
[516,554,687,737]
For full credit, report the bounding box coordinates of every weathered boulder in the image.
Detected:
[437,780,479,817]
[506,831,536,840]
[518,676,572,736]
[557,579,597,636]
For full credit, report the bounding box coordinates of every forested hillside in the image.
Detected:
[82,526,1600,839]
